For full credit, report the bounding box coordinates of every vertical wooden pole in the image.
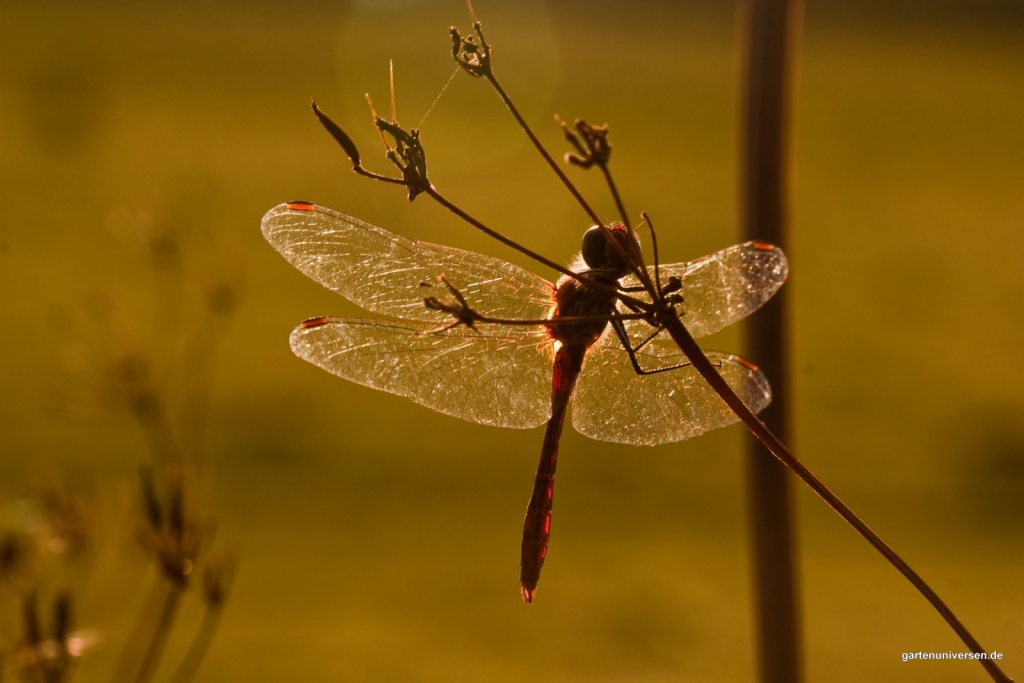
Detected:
[739,0,804,680]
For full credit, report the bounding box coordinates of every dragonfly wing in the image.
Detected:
[571,337,771,446]
[262,202,555,328]
[291,317,554,429]
[620,241,788,339]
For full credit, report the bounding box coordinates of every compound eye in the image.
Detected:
[580,226,608,268]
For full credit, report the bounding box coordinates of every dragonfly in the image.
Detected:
[262,200,788,603]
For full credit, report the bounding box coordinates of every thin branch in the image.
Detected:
[660,312,1013,683]
[422,186,580,283]
[451,25,656,291]
[130,584,182,683]
[168,607,222,683]
[450,23,604,229]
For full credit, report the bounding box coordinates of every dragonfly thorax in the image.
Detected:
[548,268,620,349]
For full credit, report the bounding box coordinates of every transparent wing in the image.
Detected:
[262,202,555,328]
[621,241,788,339]
[290,317,554,429]
[571,335,772,446]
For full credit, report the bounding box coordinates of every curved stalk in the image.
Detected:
[660,313,1013,683]
[130,584,182,683]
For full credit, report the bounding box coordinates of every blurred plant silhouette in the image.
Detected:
[0,207,240,683]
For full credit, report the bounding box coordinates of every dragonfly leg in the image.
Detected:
[610,317,722,377]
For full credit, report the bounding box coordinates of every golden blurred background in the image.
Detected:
[1,0,1021,680]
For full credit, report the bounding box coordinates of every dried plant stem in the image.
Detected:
[478,81,652,287]
[423,186,579,282]
[477,74,603,229]
[661,315,1013,683]
[131,583,183,683]
[598,163,630,228]
[169,606,222,683]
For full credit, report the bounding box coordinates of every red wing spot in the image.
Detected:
[752,241,774,251]
[736,356,759,372]
[285,201,316,212]
[300,316,331,329]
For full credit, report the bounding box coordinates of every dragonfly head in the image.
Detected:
[580,223,639,273]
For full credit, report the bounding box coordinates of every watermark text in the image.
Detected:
[902,650,1003,663]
